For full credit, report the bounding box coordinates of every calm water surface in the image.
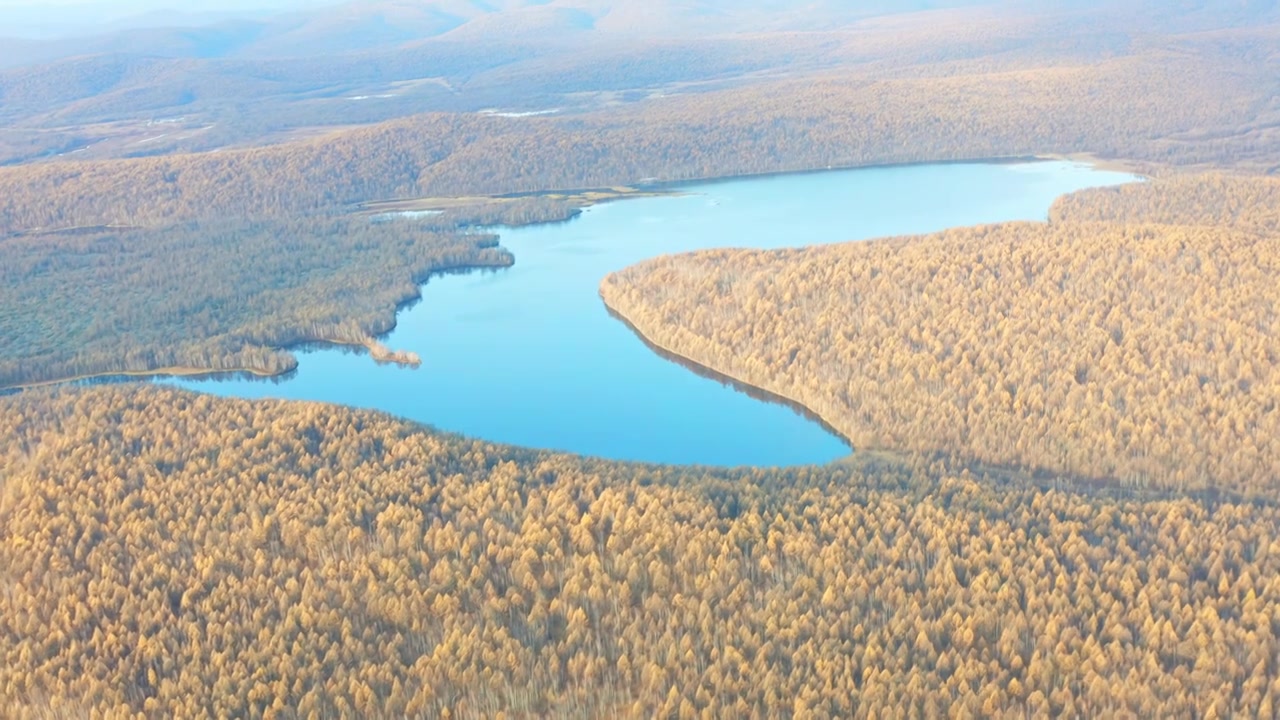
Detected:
[173,161,1138,466]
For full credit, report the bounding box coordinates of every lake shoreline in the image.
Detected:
[356,152,1146,223]
[633,152,1148,192]
[7,153,1143,239]
[173,158,1137,465]
[7,365,281,392]
[2,256,513,393]
[1038,152,1150,176]
[599,298,856,465]
[8,156,1143,461]
[600,297,1258,501]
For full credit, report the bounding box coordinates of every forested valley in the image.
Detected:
[0,0,1275,390]
[6,385,1280,718]
[5,0,1280,716]
[0,216,512,390]
[601,174,1280,496]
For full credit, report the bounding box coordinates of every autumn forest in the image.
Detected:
[4,0,1280,717]
[6,386,1280,717]
[601,173,1280,496]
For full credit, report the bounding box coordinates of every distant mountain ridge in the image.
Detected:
[5,0,1277,72]
[0,0,1276,166]
[0,0,1008,67]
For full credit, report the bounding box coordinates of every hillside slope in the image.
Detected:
[2,42,1274,233]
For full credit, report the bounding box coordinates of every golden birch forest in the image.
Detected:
[4,0,1280,717]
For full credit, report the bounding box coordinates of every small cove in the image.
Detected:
[172,161,1140,466]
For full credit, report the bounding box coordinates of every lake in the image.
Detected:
[173,161,1139,466]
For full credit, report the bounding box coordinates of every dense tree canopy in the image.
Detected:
[1051,174,1280,232]
[5,385,1280,718]
[602,174,1280,494]
[0,216,511,389]
[2,6,1279,717]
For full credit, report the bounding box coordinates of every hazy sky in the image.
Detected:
[0,0,348,37]
[0,0,337,9]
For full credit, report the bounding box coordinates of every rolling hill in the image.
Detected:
[0,0,1274,167]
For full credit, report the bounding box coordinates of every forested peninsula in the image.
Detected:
[0,217,510,390]
[601,174,1280,495]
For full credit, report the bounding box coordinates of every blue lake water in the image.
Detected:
[173,161,1139,466]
